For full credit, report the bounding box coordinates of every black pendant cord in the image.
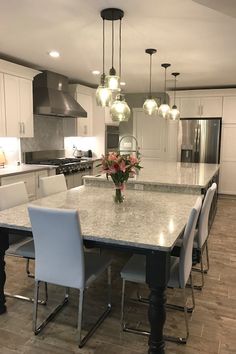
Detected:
[164,68,167,104]
[111,19,114,71]
[149,54,152,98]
[102,19,105,76]
[174,76,176,106]
[119,18,121,79]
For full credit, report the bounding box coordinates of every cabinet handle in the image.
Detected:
[22,122,25,134]
[19,122,22,135]
[84,125,87,135]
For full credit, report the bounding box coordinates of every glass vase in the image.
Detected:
[114,187,124,203]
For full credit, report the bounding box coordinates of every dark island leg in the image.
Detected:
[146,251,171,354]
[0,230,9,314]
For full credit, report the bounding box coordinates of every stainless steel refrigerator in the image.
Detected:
[178,118,222,164]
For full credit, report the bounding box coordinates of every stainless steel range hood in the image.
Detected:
[33,70,87,118]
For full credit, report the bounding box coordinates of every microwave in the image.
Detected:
[105,125,120,153]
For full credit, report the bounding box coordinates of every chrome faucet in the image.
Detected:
[118,135,140,158]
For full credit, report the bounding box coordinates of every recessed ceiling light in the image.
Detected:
[120,81,126,86]
[48,51,60,58]
[92,70,100,75]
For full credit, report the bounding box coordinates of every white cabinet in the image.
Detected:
[0,73,6,136]
[222,96,236,123]
[105,107,119,126]
[180,96,223,118]
[4,74,34,137]
[68,84,93,137]
[0,59,39,137]
[1,172,36,201]
[0,168,54,200]
[133,109,167,159]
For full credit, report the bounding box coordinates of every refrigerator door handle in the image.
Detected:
[196,127,200,152]
[194,127,198,152]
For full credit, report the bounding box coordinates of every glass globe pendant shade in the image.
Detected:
[158,103,171,119]
[110,94,131,122]
[96,79,112,107]
[143,98,158,116]
[168,105,180,120]
[105,74,120,91]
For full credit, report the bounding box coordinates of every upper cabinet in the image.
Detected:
[0,59,40,137]
[0,73,6,136]
[168,90,223,118]
[180,96,223,118]
[69,84,93,136]
[222,96,236,124]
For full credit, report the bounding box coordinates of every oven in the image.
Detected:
[24,150,92,189]
[105,125,120,153]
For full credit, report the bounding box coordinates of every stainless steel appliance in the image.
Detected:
[105,125,120,153]
[24,150,92,188]
[33,71,87,118]
[179,118,222,164]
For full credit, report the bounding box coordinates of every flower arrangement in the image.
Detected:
[100,152,142,203]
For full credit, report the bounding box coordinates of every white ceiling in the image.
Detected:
[1,0,236,93]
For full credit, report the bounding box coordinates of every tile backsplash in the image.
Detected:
[21,115,64,155]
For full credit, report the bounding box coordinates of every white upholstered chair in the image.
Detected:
[28,205,112,348]
[192,182,217,289]
[39,174,67,197]
[0,182,44,303]
[120,197,202,344]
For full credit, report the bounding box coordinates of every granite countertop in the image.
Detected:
[0,164,56,177]
[0,185,198,251]
[84,159,219,190]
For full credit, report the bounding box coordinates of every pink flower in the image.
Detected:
[119,160,126,172]
[130,155,139,165]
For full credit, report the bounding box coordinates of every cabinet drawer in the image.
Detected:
[1,172,36,201]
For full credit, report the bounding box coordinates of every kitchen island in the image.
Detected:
[0,185,199,353]
[83,159,220,194]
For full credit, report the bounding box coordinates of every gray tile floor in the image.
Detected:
[0,196,235,353]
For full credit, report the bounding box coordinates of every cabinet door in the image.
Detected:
[76,92,93,136]
[36,170,49,198]
[219,124,236,194]
[201,97,222,117]
[134,110,166,159]
[180,97,201,118]
[19,78,34,137]
[222,96,236,123]
[165,120,179,161]
[105,107,119,126]
[0,73,6,136]
[4,74,20,137]
[1,172,36,200]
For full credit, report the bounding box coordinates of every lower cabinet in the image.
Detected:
[64,170,92,189]
[0,168,55,201]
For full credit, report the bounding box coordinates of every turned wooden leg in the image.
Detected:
[146,251,171,354]
[0,230,9,314]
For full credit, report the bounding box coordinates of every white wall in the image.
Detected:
[0,137,21,165]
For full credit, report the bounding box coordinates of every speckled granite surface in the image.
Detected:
[0,185,198,251]
[0,164,56,177]
[84,159,219,192]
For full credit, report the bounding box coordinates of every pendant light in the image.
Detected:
[101,8,124,92]
[158,63,171,119]
[110,94,130,122]
[96,18,112,107]
[110,11,131,122]
[143,49,158,116]
[168,72,180,120]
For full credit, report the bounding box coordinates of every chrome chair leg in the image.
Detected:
[78,265,112,348]
[33,282,69,335]
[26,258,34,278]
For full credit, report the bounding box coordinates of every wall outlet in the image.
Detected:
[134,183,144,190]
